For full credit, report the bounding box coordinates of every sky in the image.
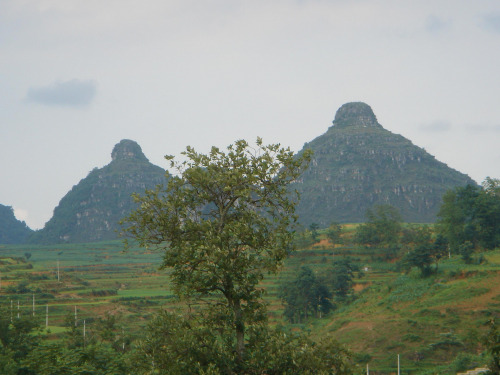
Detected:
[1,0,499,230]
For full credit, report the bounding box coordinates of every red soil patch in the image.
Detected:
[353,282,371,292]
[317,239,331,247]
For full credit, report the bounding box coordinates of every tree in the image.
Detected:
[326,222,342,247]
[23,342,130,375]
[133,311,353,375]
[293,225,316,249]
[130,310,230,374]
[437,184,480,250]
[400,225,432,248]
[484,318,500,374]
[122,138,312,367]
[325,257,358,302]
[403,244,434,276]
[459,241,474,264]
[354,204,402,248]
[279,266,333,323]
[437,179,500,252]
[309,222,320,243]
[483,177,500,196]
[475,178,500,250]
[432,233,449,270]
[402,226,449,276]
[0,308,43,374]
[94,313,129,353]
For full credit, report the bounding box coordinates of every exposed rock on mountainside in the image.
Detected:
[0,204,33,244]
[30,140,167,244]
[293,102,476,225]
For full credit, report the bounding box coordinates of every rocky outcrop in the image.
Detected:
[30,140,168,244]
[293,102,476,225]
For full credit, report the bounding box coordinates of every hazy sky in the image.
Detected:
[1,0,499,230]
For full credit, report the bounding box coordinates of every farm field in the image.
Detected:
[0,241,171,341]
[1,229,500,374]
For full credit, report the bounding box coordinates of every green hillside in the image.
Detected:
[291,243,498,374]
[0,225,499,373]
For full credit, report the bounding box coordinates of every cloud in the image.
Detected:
[481,13,500,34]
[425,15,448,34]
[419,120,452,132]
[26,79,97,107]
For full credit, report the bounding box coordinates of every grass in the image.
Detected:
[1,228,499,373]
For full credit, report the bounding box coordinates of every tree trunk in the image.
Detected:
[233,299,245,363]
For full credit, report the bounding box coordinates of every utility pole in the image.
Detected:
[398,354,400,375]
[17,301,20,318]
[46,304,49,327]
[57,259,60,282]
[10,300,13,322]
[83,319,86,348]
[366,363,369,375]
[32,294,35,316]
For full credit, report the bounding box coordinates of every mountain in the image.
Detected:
[293,102,476,225]
[0,204,33,244]
[30,140,168,244]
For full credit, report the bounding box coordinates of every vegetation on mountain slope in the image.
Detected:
[29,140,167,244]
[293,102,476,226]
[0,204,33,244]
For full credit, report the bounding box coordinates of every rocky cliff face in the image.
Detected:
[30,140,167,244]
[293,102,476,225]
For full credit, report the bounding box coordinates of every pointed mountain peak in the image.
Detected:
[332,102,381,129]
[31,139,167,244]
[111,139,148,162]
[294,102,475,224]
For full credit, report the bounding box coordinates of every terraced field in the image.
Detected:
[1,232,499,374]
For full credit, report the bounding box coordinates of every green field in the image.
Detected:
[1,231,499,374]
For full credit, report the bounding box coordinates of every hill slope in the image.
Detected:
[293,102,476,225]
[30,140,167,244]
[0,204,33,244]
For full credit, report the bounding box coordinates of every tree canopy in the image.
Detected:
[326,257,359,301]
[122,139,317,370]
[279,266,333,323]
[437,178,500,252]
[326,222,342,247]
[354,204,402,248]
